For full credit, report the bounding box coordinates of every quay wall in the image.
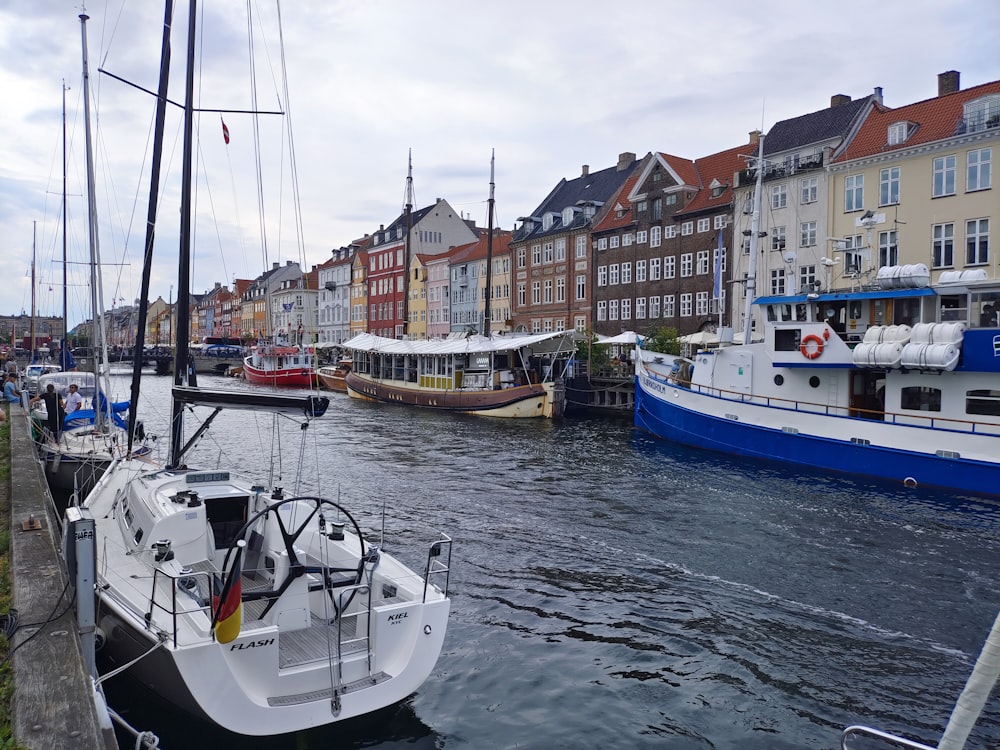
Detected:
[6,406,117,749]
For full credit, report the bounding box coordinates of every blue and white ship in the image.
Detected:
[635,261,1000,495]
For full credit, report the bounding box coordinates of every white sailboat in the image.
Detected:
[75,2,453,735]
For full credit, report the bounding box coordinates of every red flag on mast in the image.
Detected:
[221,118,230,145]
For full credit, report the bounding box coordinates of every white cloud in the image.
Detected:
[1,0,997,329]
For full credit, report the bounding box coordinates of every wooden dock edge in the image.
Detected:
[6,407,118,750]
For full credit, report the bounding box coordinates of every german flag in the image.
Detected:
[213,540,245,644]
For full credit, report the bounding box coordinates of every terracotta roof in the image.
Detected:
[661,152,700,187]
[447,230,513,263]
[592,169,645,233]
[835,79,1000,162]
[675,142,754,217]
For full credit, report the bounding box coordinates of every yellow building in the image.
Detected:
[829,72,998,284]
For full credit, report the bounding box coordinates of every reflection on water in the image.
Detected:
[98,374,1000,748]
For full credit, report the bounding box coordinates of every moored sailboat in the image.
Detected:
[75,2,453,735]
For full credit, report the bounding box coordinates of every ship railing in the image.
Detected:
[681,381,1000,436]
[423,533,453,601]
[144,566,217,648]
[840,724,936,750]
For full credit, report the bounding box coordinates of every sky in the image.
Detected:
[1,0,997,330]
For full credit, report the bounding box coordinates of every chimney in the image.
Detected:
[581,164,589,177]
[272,262,279,270]
[938,70,960,96]
[830,94,851,108]
[617,152,636,171]
[748,129,761,146]
[873,86,883,106]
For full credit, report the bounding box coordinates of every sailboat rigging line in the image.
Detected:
[99,66,284,115]
[275,0,307,261]
[246,0,269,272]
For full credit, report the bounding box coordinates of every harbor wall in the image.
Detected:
[6,407,117,749]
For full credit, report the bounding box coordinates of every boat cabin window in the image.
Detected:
[767,304,793,322]
[892,297,922,326]
[205,497,249,549]
[820,304,847,334]
[972,292,1000,328]
[966,389,1000,417]
[900,386,942,412]
[940,294,968,323]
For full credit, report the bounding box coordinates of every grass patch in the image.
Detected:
[0,418,18,748]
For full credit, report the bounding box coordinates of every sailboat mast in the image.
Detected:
[127,0,174,454]
[741,133,765,346]
[168,0,198,467]
[400,149,414,340]
[79,12,106,431]
[30,222,36,360]
[62,82,68,360]
[483,150,495,337]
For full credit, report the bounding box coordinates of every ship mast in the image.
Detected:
[400,149,414,339]
[742,133,765,346]
[483,150,495,337]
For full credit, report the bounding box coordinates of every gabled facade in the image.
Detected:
[318,243,361,346]
[349,250,369,338]
[424,252,452,340]
[407,253,429,340]
[366,198,478,339]
[732,91,878,334]
[591,150,700,336]
[829,71,998,287]
[271,267,318,344]
[511,152,638,334]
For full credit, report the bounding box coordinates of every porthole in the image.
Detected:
[809,376,820,388]
[773,374,784,386]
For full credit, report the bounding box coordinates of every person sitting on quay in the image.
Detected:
[4,374,22,412]
[29,383,65,440]
[65,382,83,414]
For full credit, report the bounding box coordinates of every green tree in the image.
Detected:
[641,325,681,356]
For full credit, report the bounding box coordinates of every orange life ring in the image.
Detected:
[800,334,824,359]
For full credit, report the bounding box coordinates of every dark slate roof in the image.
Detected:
[385,203,436,233]
[763,96,872,155]
[512,158,638,243]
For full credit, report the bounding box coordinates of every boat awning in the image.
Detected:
[342,330,574,356]
[755,288,936,305]
[172,386,328,417]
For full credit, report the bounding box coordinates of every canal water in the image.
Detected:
[95,372,1000,749]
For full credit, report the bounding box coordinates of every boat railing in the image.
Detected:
[423,533,453,601]
[672,378,1000,437]
[145,567,217,648]
[643,364,999,436]
[840,725,936,750]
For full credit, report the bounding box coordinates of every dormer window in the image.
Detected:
[562,206,576,225]
[614,203,627,219]
[963,95,1000,132]
[888,121,911,145]
[709,178,725,198]
[542,212,557,231]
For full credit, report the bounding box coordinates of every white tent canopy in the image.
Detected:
[595,331,641,346]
